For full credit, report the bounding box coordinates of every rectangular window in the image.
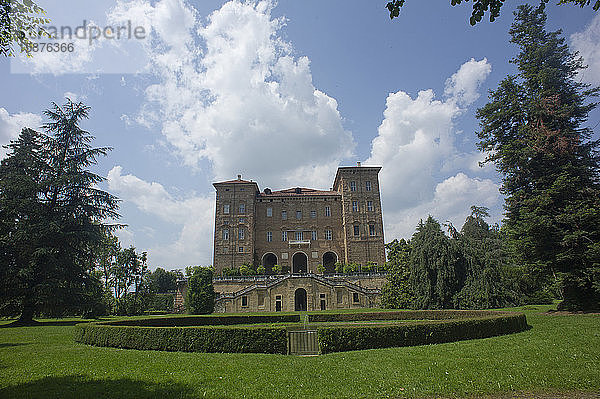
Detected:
[239,246,244,253]
[325,230,332,240]
[267,231,272,242]
[282,231,288,241]
[354,225,360,236]
[295,231,303,240]
[366,181,371,191]
[367,201,373,211]
[325,206,331,217]
[353,292,359,303]
[223,204,230,214]
[296,210,302,220]
[311,230,317,240]
[238,217,246,223]
[222,228,229,240]
[369,224,376,236]
[282,210,287,220]
[350,181,356,191]
[267,207,272,217]
[352,201,359,212]
[238,228,245,240]
[310,210,316,218]
[223,220,229,225]
[239,203,245,214]
[241,296,248,307]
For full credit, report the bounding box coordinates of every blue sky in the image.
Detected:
[1,0,599,270]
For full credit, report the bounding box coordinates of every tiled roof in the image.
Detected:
[214,179,257,185]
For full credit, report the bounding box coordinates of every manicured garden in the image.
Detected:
[74,310,527,355]
[1,304,599,398]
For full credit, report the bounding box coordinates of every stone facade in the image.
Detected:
[174,274,387,313]
[213,274,382,313]
[213,164,386,274]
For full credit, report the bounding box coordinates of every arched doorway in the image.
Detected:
[292,252,307,273]
[294,288,307,311]
[323,252,337,274]
[262,253,277,274]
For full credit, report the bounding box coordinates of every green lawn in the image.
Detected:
[0,305,598,398]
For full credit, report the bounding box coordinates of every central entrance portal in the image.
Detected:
[294,288,307,311]
[292,252,308,273]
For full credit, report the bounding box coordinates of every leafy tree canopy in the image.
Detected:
[186,266,215,314]
[386,0,600,25]
[1,0,51,56]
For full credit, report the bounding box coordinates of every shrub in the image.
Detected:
[187,267,215,314]
[107,314,300,326]
[74,314,301,354]
[239,264,254,276]
[343,262,360,274]
[75,324,288,354]
[317,312,528,353]
[256,265,266,275]
[148,293,174,312]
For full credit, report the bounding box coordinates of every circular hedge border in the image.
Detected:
[74,311,528,355]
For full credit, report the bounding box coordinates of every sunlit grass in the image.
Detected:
[0,304,598,398]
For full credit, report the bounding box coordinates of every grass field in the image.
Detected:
[0,304,598,398]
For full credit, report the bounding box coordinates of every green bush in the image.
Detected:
[75,324,288,354]
[187,267,215,314]
[74,314,301,354]
[317,313,528,353]
[107,314,300,326]
[308,310,505,323]
[148,293,174,312]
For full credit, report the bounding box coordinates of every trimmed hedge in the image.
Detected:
[308,310,505,323]
[74,311,527,355]
[107,314,300,327]
[75,323,288,354]
[317,312,528,353]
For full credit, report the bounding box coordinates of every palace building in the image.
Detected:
[175,163,387,313]
[213,163,386,274]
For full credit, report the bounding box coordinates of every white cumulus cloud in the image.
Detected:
[0,108,43,159]
[571,13,600,85]
[107,166,215,267]
[113,0,354,189]
[366,58,500,240]
[444,58,492,106]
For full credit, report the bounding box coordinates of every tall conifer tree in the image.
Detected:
[0,100,120,323]
[477,5,600,310]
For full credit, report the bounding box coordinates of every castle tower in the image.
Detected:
[213,175,259,274]
[333,163,386,267]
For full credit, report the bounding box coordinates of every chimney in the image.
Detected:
[237,174,242,180]
[357,161,361,167]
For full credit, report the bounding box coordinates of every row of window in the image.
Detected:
[352,200,374,212]
[222,204,244,215]
[354,224,377,237]
[221,228,333,241]
[223,201,376,217]
[222,225,376,241]
[349,180,372,192]
[279,207,331,220]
